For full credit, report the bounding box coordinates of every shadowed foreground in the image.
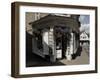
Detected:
[26,32,89,67]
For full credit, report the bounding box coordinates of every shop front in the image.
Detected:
[30,14,80,62]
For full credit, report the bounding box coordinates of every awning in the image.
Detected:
[30,15,80,33]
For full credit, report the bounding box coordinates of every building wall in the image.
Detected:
[80,32,89,41]
[26,12,48,34]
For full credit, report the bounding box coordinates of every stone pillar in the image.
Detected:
[48,27,56,62]
[70,33,74,54]
[66,32,74,61]
[73,33,77,54]
[42,29,49,55]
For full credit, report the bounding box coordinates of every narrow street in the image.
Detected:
[60,44,89,65]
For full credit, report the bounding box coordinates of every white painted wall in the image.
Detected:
[42,30,49,55]
[56,50,62,58]
[0,0,100,80]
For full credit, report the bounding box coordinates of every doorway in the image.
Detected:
[54,26,71,59]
